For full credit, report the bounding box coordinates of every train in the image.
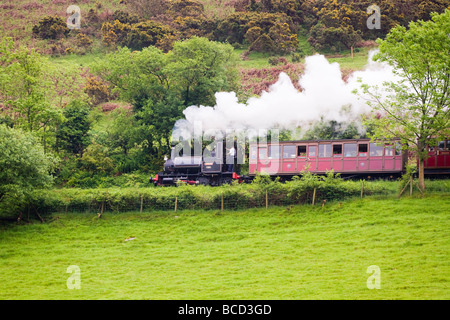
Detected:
[149,138,450,186]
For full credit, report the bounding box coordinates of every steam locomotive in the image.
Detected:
[150,138,450,186]
[150,139,242,186]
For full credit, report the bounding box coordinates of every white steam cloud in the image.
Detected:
[172,50,399,141]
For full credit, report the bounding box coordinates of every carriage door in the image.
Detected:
[357,143,368,171]
[343,143,357,172]
[307,145,317,171]
[369,143,383,171]
[297,145,307,171]
[282,145,297,173]
[384,144,395,171]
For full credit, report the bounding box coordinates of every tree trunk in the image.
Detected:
[418,157,425,191]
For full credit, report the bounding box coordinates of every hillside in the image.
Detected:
[2,0,445,96]
[1,1,448,187]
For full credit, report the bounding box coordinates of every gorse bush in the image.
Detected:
[32,16,69,40]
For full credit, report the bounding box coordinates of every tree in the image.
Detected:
[93,38,239,158]
[0,125,56,218]
[0,37,64,151]
[56,100,91,157]
[362,9,450,190]
[167,36,239,107]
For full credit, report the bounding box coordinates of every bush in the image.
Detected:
[32,16,69,40]
[291,51,303,62]
[101,19,176,50]
[268,57,288,66]
[84,76,111,106]
[214,11,297,54]
[22,176,410,217]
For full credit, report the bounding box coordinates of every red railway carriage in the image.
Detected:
[424,139,450,175]
[249,138,408,177]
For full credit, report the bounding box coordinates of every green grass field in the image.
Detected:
[1,194,448,300]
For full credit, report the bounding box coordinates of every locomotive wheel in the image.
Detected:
[221,177,233,185]
[197,177,210,185]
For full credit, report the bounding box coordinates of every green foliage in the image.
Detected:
[362,9,450,189]
[167,36,239,107]
[0,125,56,217]
[84,76,111,106]
[0,37,65,151]
[303,119,363,140]
[309,23,362,52]
[56,100,91,156]
[79,141,115,174]
[19,176,422,218]
[93,37,239,158]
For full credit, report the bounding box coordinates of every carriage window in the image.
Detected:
[442,140,450,151]
[297,145,307,157]
[309,146,317,157]
[358,144,368,156]
[394,142,401,155]
[344,144,357,157]
[250,146,257,160]
[333,145,342,157]
[283,145,296,159]
[319,144,331,158]
[268,145,280,159]
[438,141,445,150]
[258,147,267,159]
[369,143,384,156]
[385,145,394,156]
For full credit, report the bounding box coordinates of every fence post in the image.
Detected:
[409,177,413,196]
[175,196,178,213]
[361,180,364,199]
[221,193,224,212]
[140,195,143,213]
[266,190,268,209]
[98,200,104,218]
[312,187,316,206]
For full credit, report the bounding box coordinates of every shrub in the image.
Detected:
[84,76,111,106]
[291,51,303,62]
[112,10,140,24]
[32,16,69,40]
[75,33,93,53]
[268,57,288,66]
[101,20,176,50]
[215,12,297,54]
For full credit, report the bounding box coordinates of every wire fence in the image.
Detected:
[57,192,307,214]
[25,187,365,218]
[8,179,448,221]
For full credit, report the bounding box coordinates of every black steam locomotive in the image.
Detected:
[150,140,242,186]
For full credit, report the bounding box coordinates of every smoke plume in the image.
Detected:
[171,50,398,141]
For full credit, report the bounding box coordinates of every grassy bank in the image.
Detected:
[0,194,448,299]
